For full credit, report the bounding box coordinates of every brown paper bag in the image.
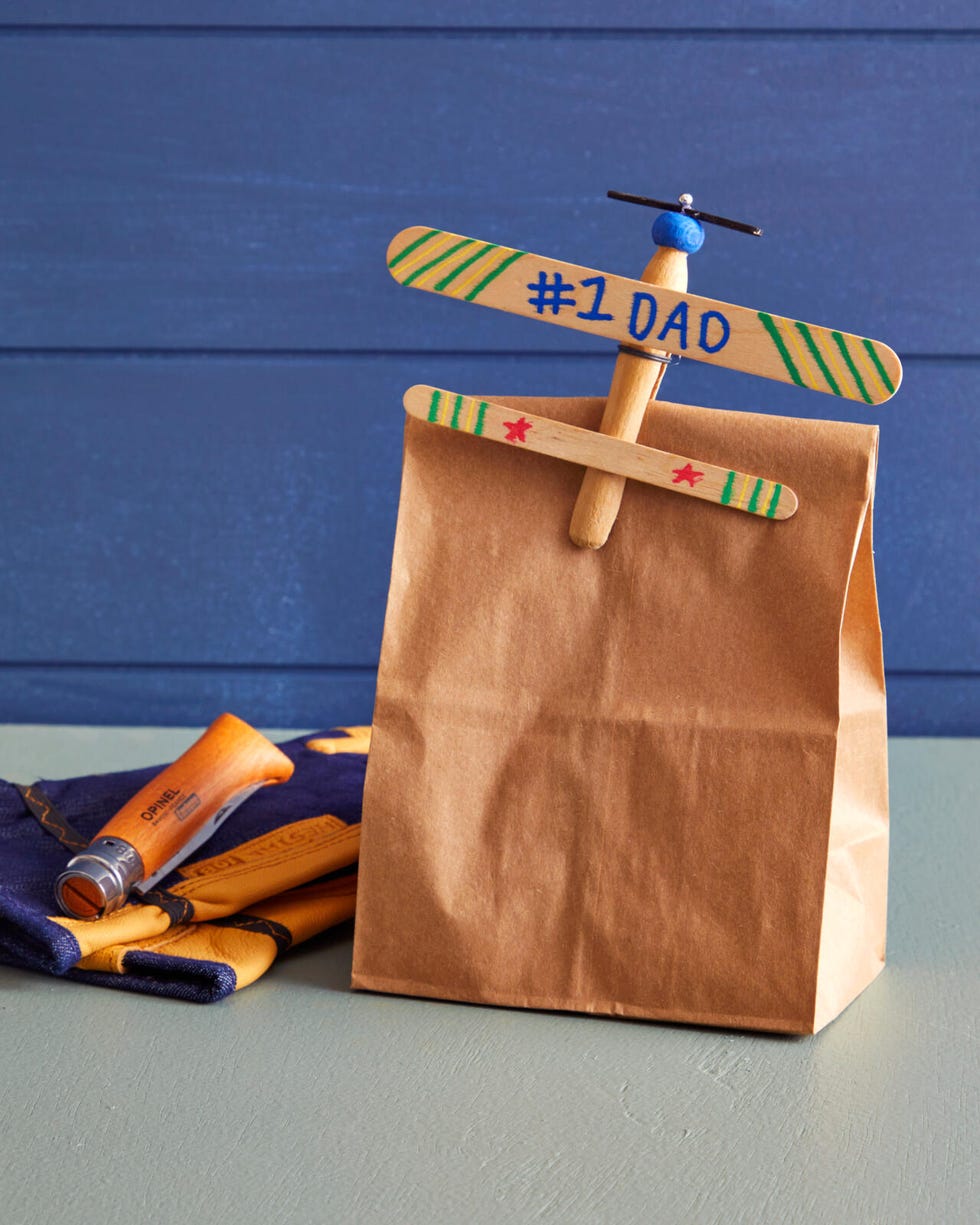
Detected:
[352,396,888,1034]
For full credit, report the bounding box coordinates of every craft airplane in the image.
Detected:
[387,193,902,547]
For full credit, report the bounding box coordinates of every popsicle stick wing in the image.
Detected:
[403,385,798,521]
[388,228,902,405]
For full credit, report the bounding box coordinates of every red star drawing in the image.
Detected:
[671,462,704,487]
[503,416,533,444]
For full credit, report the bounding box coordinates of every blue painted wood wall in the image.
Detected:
[1,4,977,733]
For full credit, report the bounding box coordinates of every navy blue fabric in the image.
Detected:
[67,954,239,1005]
[0,729,365,996]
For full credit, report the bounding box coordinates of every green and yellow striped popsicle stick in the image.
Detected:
[388,227,902,405]
[405,386,798,521]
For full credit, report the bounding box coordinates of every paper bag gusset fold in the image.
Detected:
[352,397,887,1034]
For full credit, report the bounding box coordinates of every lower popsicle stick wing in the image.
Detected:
[388,228,902,405]
[403,386,798,521]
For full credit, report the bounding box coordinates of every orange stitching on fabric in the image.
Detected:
[175,814,348,879]
[172,824,360,899]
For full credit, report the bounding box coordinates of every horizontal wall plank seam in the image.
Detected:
[0,662,374,674]
[0,663,973,678]
[0,350,973,363]
[0,26,976,39]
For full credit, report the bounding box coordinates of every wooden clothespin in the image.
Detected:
[570,193,716,547]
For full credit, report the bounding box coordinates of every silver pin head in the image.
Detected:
[678,193,694,210]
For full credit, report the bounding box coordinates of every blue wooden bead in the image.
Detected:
[652,211,705,253]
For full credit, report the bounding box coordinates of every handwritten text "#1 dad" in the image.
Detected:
[525,271,731,354]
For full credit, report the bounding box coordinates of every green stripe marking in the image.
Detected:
[402,238,474,287]
[450,394,464,429]
[766,484,782,519]
[388,228,441,269]
[747,478,764,514]
[862,338,895,395]
[796,322,842,397]
[464,249,525,302]
[434,243,498,292]
[720,470,736,505]
[475,401,488,436]
[758,312,805,387]
[832,331,873,404]
[427,389,441,422]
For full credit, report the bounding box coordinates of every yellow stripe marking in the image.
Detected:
[393,232,455,281]
[757,479,771,515]
[412,242,475,289]
[464,397,477,431]
[436,394,448,425]
[854,341,889,401]
[734,473,752,509]
[817,327,860,401]
[778,316,818,389]
[450,246,519,299]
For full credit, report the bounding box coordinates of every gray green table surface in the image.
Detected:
[0,728,976,1225]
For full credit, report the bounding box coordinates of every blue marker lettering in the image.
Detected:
[698,309,730,354]
[628,292,658,342]
[526,271,577,315]
[657,302,689,349]
[576,276,614,321]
